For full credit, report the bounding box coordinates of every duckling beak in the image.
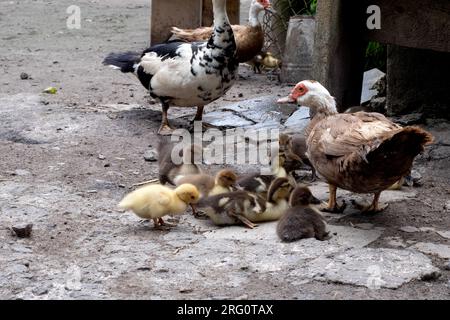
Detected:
[277,95,296,104]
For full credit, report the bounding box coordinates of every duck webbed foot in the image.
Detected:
[158,123,174,136]
[320,184,347,213]
[351,192,388,214]
[320,200,347,213]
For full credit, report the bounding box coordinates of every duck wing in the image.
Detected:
[308,112,401,159]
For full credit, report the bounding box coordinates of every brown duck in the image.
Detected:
[278,80,434,213]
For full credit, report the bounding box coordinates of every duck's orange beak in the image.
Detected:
[277,95,296,104]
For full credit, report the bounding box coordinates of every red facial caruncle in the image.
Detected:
[289,82,308,101]
[259,0,271,9]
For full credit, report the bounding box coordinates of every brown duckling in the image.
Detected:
[279,133,317,181]
[198,190,263,228]
[158,138,203,185]
[198,178,293,228]
[276,186,329,242]
[174,169,238,217]
[242,177,294,222]
[236,151,291,197]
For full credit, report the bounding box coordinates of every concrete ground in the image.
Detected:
[0,0,449,299]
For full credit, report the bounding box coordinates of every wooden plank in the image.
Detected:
[312,0,367,110]
[364,0,450,52]
[150,0,202,44]
[202,0,240,26]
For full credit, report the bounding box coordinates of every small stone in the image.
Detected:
[399,226,419,233]
[179,288,193,294]
[420,271,441,282]
[20,72,29,80]
[413,242,450,259]
[11,244,33,253]
[443,261,450,271]
[436,230,450,240]
[98,154,106,160]
[137,267,151,271]
[11,223,33,238]
[444,200,450,212]
[14,169,31,176]
[354,223,374,230]
[236,294,248,300]
[392,113,424,126]
[144,149,158,162]
[32,287,49,296]
[238,93,244,98]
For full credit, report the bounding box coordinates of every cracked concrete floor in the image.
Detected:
[0,0,449,299]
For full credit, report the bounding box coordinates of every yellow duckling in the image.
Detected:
[118,183,200,228]
[261,52,282,70]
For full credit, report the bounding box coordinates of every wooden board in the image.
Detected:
[202,0,240,26]
[364,0,450,52]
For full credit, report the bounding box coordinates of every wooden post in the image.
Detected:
[312,0,367,111]
[202,0,240,26]
[150,0,202,45]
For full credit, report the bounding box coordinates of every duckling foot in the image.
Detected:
[152,218,175,230]
[320,201,347,214]
[158,124,174,136]
[158,218,176,227]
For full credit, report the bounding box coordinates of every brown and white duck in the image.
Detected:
[171,0,272,63]
[104,0,238,135]
[278,80,434,213]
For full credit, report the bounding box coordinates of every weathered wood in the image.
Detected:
[386,45,450,118]
[364,0,450,53]
[202,0,240,26]
[150,0,240,45]
[150,0,202,44]
[312,0,367,111]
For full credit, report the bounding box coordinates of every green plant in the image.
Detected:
[365,41,387,72]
